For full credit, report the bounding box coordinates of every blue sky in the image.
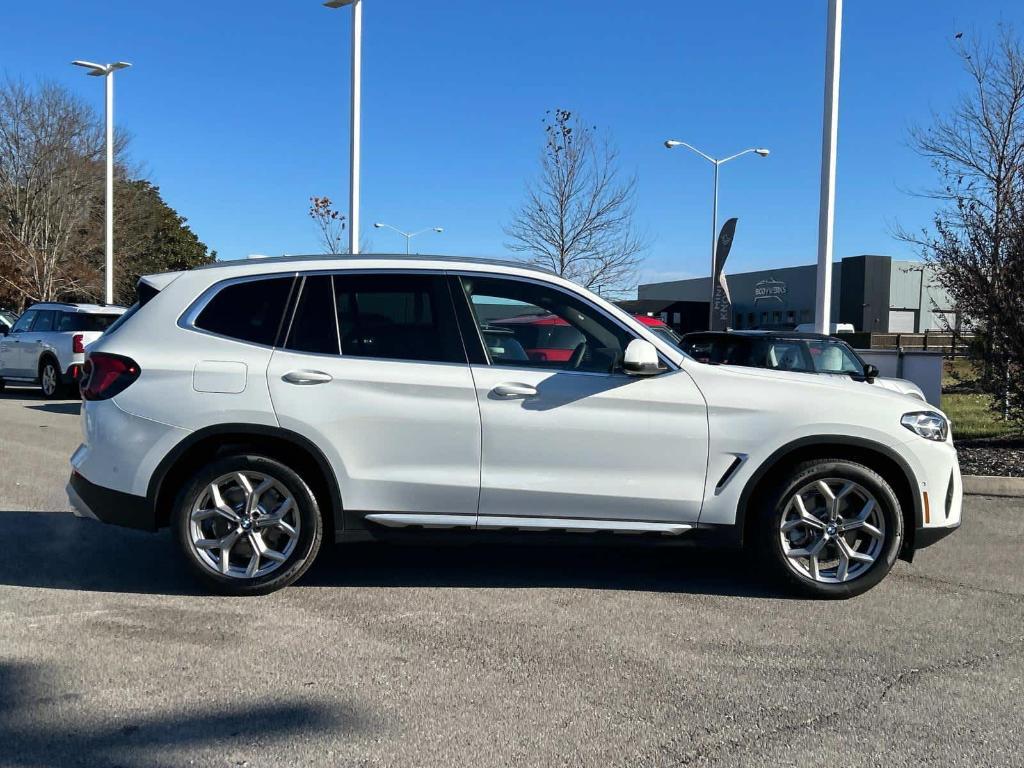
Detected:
[2,0,1021,285]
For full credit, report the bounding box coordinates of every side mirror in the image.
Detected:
[0,328,7,336]
[864,363,879,382]
[623,339,661,376]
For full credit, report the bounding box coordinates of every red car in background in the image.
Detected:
[489,313,681,363]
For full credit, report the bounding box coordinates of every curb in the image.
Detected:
[962,475,1024,498]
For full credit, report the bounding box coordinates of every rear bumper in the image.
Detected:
[67,470,157,531]
[62,363,83,385]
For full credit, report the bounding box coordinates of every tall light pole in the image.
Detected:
[663,140,769,327]
[324,0,362,255]
[374,222,443,254]
[815,0,843,334]
[72,60,131,304]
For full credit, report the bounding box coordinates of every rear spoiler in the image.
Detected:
[139,271,184,293]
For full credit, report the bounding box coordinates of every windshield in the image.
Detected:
[0,310,16,328]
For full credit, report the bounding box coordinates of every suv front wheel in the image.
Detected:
[759,459,904,599]
[173,454,324,595]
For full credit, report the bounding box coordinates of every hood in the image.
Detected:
[710,363,937,409]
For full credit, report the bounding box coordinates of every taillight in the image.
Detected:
[72,334,85,354]
[80,353,141,401]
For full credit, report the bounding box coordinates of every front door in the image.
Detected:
[456,274,709,524]
[266,272,481,519]
[0,309,38,377]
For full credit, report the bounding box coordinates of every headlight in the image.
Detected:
[901,411,949,442]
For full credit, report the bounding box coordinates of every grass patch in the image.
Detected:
[942,392,1018,440]
[941,358,1021,439]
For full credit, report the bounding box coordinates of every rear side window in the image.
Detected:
[194,277,293,346]
[285,275,340,355]
[57,313,121,332]
[333,274,464,363]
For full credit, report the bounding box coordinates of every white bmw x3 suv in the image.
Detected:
[67,255,962,597]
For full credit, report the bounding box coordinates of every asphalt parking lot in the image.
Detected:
[1,389,1022,768]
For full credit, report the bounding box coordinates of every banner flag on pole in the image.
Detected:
[711,217,738,330]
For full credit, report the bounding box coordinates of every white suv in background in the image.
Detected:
[0,303,126,398]
[67,256,962,598]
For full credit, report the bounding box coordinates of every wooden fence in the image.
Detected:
[839,331,975,356]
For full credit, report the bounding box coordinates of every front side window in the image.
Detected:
[194,277,294,346]
[808,341,863,374]
[333,273,464,363]
[11,310,37,333]
[650,326,682,348]
[32,310,56,332]
[460,275,633,374]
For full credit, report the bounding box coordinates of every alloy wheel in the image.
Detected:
[41,364,57,396]
[778,478,886,584]
[188,471,300,579]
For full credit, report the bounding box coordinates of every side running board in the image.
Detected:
[364,513,693,536]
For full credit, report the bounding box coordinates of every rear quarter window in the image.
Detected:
[194,277,294,346]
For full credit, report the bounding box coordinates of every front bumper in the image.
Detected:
[67,470,157,531]
[915,521,961,549]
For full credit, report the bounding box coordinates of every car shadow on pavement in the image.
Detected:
[0,511,789,599]
[1,660,361,768]
[25,402,81,416]
[303,542,789,599]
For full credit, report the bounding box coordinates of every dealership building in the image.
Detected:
[636,254,957,333]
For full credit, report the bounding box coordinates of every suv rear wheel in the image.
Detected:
[39,357,66,399]
[173,454,324,595]
[758,459,903,599]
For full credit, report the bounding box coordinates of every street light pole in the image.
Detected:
[814,0,843,334]
[374,223,444,254]
[72,60,131,305]
[663,141,769,328]
[324,0,362,255]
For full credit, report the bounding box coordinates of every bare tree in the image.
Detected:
[902,28,1024,427]
[308,195,346,254]
[0,79,117,305]
[504,109,646,295]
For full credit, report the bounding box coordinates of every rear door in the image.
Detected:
[266,271,481,519]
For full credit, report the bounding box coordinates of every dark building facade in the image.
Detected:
[637,255,957,333]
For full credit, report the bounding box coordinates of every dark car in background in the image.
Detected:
[679,330,926,400]
[0,309,17,336]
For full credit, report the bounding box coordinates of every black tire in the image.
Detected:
[172,454,324,596]
[39,357,66,399]
[757,459,903,599]
[0,377,5,394]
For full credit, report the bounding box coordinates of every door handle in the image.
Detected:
[492,382,538,398]
[282,370,333,385]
